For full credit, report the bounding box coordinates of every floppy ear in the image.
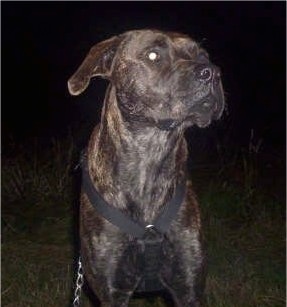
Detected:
[68,35,122,96]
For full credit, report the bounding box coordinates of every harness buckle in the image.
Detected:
[143,224,164,244]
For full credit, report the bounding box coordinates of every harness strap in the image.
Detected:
[82,157,186,239]
[152,183,186,233]
[82,158,146,238]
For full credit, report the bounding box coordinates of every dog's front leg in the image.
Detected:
[83,256,136,307]
[159,218,206,307]
[161,258,205,307]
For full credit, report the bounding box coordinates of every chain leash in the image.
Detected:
[73,256,84,307]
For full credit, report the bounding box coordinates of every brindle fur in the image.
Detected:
[68,29,224,306]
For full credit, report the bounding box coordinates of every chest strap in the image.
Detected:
[81,157,186,239]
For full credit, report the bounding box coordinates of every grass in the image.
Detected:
[201,185,285,307]
[2,136,285,306]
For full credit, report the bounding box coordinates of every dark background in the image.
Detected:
[2,1,286,159]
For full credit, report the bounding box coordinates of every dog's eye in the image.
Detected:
[147,51,160,61]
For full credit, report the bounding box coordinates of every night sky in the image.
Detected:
[2,2,286,156]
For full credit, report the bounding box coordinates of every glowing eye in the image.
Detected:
[148,51,159,61]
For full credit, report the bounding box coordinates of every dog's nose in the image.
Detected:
[198,66,213,81]
[195,65,221,84]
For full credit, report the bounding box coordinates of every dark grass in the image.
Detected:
[2,137,285,306]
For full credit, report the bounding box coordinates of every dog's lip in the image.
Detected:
[196,118,211,128]
[185,92,224,127]
[211,83,225,118]
[186,113,212,127]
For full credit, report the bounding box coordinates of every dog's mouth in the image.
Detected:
[153,91,224,131]
[196,103,224,128]
[187,112,213,128]
[155,118,181,131]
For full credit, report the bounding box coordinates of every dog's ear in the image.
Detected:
[68,35,122,96]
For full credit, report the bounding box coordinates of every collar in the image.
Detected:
[81,157,186,239]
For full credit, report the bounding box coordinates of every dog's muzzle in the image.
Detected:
[186,62,225,127]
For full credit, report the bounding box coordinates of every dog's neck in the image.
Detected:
[88,87,187,222]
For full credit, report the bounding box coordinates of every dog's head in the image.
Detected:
[68,29,225,130]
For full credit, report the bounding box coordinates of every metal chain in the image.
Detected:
[73,257,84,307]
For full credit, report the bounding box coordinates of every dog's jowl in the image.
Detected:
[68,29,224,306]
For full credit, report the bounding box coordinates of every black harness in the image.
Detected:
[81,157,186,292]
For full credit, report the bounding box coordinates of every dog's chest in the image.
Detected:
[114,228,167,292]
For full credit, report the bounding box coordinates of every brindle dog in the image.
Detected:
[68,29,225,307]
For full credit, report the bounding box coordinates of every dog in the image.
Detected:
[68,29,224,306]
